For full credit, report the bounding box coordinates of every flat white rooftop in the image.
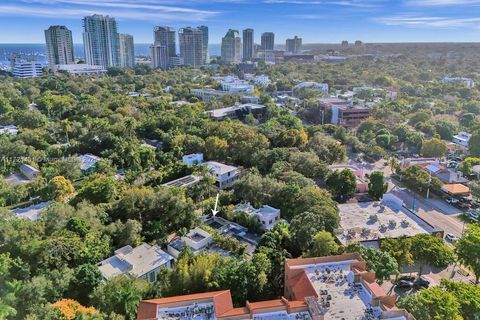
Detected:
[336,201,431,245]
[204,161,238,175]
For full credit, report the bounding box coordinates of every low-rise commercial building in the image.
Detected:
[55,64,107,76]
[137,253,414,320]
[12,60,43,78]
[294,82,329,94]
[98,243,173,282]
[335,194,440,247]
[318,98,371,128]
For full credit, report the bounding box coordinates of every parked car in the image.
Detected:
[414,276,432,288]
[395,280,414,288]
[446,198,459,205]
[467,210,479,221]
[445,233,458,243]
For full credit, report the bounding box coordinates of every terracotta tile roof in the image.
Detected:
[138,290,233,319]
[247,299,286,310]
[442,183,470,195]
[288,271,318,300]
[217,306,249,318]
[363,279,385,298]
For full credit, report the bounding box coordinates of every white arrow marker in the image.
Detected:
[211,193,220,216]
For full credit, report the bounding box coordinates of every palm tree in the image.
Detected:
[0,299,16,319]
[120,285,142,320]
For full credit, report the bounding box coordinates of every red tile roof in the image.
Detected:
[287,271,318,301]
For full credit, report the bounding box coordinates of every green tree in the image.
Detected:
[306,231,339,257]
[345,243,398,283]
[441,279,480,320]
[411,234,455,276]
[368,171,388,200]
[326,169,357,199]
[91,276,150,320]
[398,287,462,320]
[469,130,480,156]
[380,237,414,270]
[455,224,480,284]
[290,212,331,255]
[421,138,448,158]
[48,176,75,202]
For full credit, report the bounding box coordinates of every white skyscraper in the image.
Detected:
[82,14,120,67]
[119,34,135,68]
[221,29,242,64]
[44,25,75,67]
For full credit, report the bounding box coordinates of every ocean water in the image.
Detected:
[0,43,221,66]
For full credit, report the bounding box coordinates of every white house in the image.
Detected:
[452,132,472,148]
[167,227,213,259]
[234,202,281,230]
[182,153,204,165]
[204,161,240,189]
[97,243,174,283]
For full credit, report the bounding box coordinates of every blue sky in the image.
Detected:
[1,0,480,43]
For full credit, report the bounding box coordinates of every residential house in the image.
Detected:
[234,202,281,230]
[20,164,40,180]
[204,161,239,189]
[452,132,471,148]
[98,243,173,283]
[78,154,101,172]
[167,227,213,259]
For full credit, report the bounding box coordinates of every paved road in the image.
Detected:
[390,186,466,238]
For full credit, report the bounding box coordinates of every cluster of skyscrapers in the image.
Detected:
[220,29,302,65]
[150,26,208,70]
[44,16,303,73]
[44,15,135,69]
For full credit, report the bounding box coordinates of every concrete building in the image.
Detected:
[319,98,370,128]
[234,202,281,230]
[137,253,414,320]
[119,33,135,68]
[167,227,213,259]
[221,29,242,64]
[153,26,176,58]
[294,81,329,94]
[98,243,173,282]
[12,60,42,78]
[261,32,275,50]
[82,14,120,67]
[191,88,228,102]
[207,103,266,121]
[151,26,176,69]
[204,161,239,189]
[442,77,475,88]
[150,45,168,70]
[44,25,74,67]
[198,25,209,64]
[286,36,302,54]
[215,76,253,93]
[56,64,106,76]
[242,28,254,62]
[335,194,439,247]
[179,27,204,68]
[453,132,472,148]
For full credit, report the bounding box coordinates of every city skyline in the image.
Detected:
[1,0,480,44]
